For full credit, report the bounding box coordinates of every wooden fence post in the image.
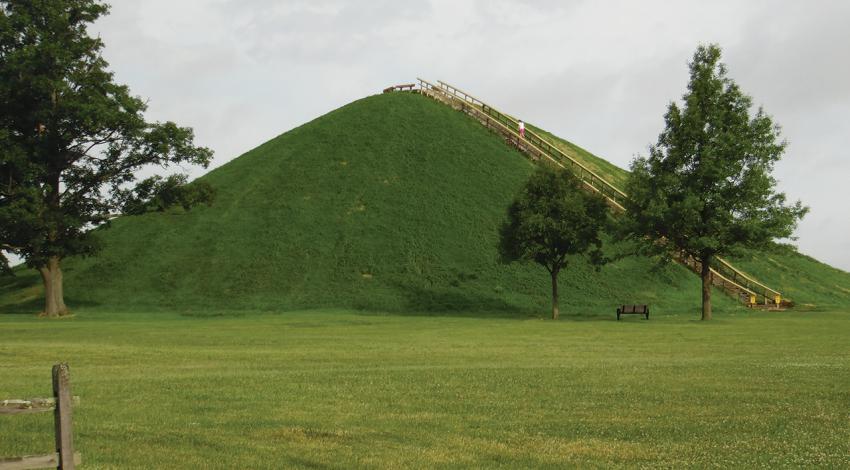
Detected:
[52,364,75,470]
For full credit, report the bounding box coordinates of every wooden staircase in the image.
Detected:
[386,78,789,309]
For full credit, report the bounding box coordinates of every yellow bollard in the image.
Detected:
[749,294,756,305]
[774,294,781,305]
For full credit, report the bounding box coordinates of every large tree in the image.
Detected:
[624,44,807,320]
[499,168,609,320]
[0,0,213,316]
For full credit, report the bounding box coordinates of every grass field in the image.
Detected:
[2,309,848,468]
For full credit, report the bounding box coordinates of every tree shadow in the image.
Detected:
[371,281,620,322]
[0,269,40,314]
[376,280,536,319]
[0,268,101,315]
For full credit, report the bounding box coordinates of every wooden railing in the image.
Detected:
[383,83,416,93]
[713,257,782,304]
[417,80,623,210]
[434,80,629,210]
[676,252,757,299]
[419,78,627,211]
[410,78,785,306]
[1,364,80,470]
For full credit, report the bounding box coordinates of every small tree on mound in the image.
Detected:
[0,0,213,316]
[499,168,609,319]
[623,44,807,320]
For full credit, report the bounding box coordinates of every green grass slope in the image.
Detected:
[1,92,734,316]
[727,247,850,310]
[527,123,630,189]
[1,92,846,315]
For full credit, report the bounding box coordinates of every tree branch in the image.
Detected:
[61,155,139,197]
[74,129,118,158]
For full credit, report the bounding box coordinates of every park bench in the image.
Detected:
[617,304,649,320]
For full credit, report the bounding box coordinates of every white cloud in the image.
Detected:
[64,0,849,272]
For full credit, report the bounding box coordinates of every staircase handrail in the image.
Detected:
[436,80,628,207]
[711,268,757,297]
[713,257,782,298]
[413,78,784,304]
[418,79,625,210]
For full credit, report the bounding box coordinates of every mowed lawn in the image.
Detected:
[1,310,848,468]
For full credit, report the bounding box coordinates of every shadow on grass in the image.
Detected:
[377,280,533,319]
[0,269,40,314]
[1,269,101,315]
[1,297,104,315]
[365,281,627,322]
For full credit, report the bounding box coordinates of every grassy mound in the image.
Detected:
[1,92,847,315]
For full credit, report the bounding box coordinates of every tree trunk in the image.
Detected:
[51,257,69,315]
[39,256,68,317]
[700,255,712,321]
[551,269,560,320]
[39,265,59,317]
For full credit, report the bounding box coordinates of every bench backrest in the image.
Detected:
[620,304,648,313]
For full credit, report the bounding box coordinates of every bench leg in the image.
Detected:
[617,313,620,321]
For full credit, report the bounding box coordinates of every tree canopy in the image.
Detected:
[119,174,216,215]
[0,0,213,315]
[499,168,609,319]
[624,44,807,320]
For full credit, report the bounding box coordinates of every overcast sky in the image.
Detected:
[77,0,850,271]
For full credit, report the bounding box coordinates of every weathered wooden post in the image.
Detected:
[52,364,75,470]
[0,365,80,470]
